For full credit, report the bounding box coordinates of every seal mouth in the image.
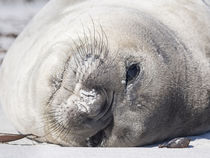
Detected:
[86,92,115,147]
[87,130,105,147]
[87,119,113,147]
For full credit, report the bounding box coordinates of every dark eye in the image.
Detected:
[126,64,140,84]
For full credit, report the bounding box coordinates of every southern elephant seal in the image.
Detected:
[0,0,210,147]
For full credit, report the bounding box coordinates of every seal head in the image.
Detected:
[1,0,210,147]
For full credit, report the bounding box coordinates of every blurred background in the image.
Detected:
[0,0,48,65]
[0,0,47,3]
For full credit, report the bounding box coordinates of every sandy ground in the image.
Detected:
[0,1,210,158]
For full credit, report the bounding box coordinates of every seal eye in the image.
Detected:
[126,64,140,84]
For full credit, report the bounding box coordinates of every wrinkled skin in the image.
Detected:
[0,0,210,147]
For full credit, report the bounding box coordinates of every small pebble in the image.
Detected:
[158,137,191,148]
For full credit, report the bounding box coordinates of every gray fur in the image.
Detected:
[0,0,210,147]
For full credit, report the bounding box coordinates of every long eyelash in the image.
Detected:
[72,21,109,65]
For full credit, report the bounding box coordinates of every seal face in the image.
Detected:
[1,0,210,147]
[45,32,117,146]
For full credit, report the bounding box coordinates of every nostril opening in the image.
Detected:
[80,89,97,98]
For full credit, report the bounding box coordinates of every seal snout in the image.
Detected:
[78,88,107,120]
